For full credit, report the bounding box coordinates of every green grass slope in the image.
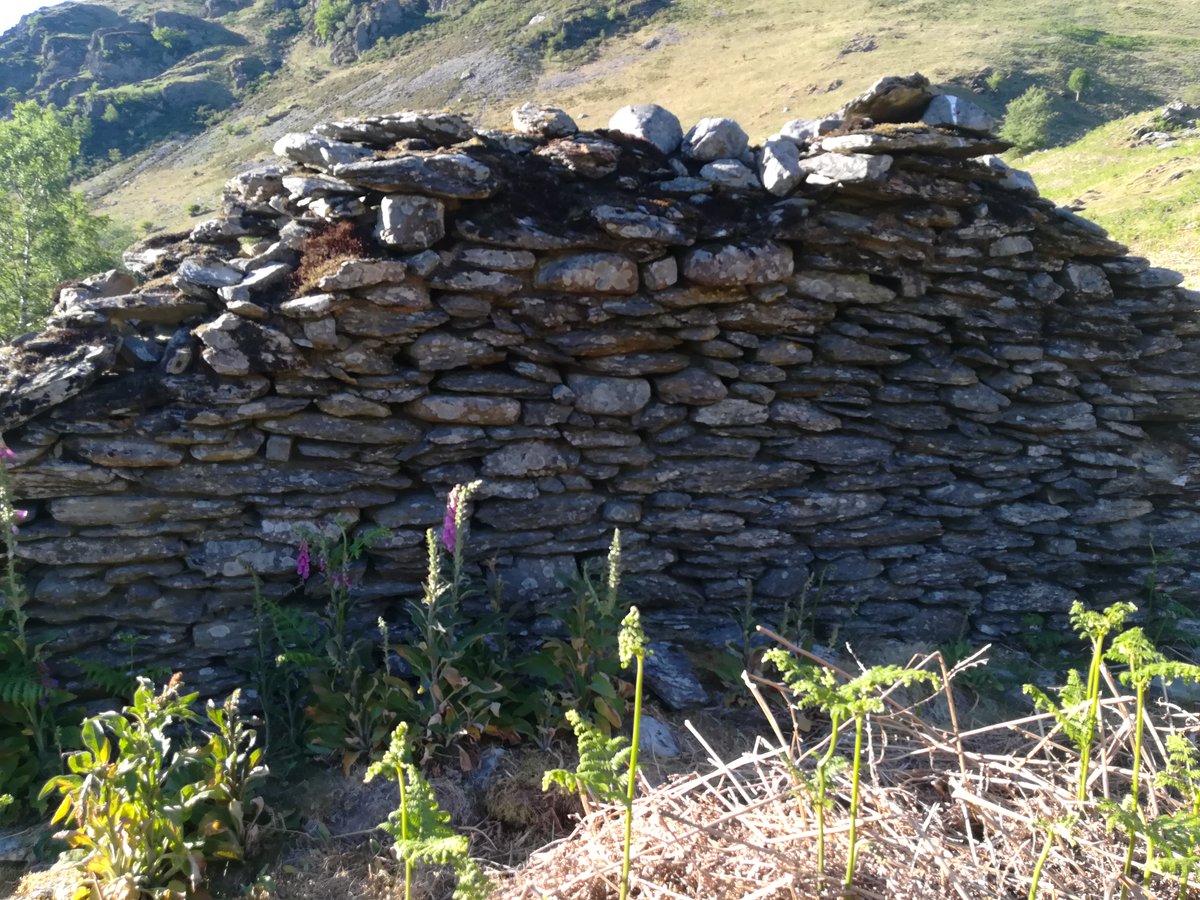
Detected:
[1025,118,1200,285]
[74,0,1200,282]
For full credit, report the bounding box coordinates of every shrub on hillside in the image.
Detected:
[1000,86,1055,154]
[315,0,353,42]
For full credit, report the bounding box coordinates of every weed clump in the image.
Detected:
[292,219,367,294]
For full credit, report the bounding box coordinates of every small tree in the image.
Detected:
[0,102,118,340]
[1067,67,1091,102]
[1000,86,1055,155]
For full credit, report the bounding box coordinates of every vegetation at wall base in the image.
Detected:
[5,480,1200,900]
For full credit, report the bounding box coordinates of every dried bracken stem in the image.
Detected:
[494,650,1200,900]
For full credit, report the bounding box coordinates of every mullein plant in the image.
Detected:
[365,721,490,900]
[543,605,649,900]
[765,650,938,889]
[1024,601,1136,802]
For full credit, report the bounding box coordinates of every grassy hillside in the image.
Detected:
[74,0,1200,283]
[1025,117,1200,284]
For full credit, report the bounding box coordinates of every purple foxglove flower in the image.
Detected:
[296,540,311,581]
[442,489,458,553]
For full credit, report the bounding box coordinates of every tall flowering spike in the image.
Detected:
[441,490,458,553]
[441,481,482,555]
[296,539,311,581]
[619,605,646,668]
[607,528,622,604]
[423,527,443,605]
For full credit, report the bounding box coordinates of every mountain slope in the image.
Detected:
[1,0,1194,281]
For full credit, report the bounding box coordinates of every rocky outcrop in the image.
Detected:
[0,4,252,159]
[3,75,1199,688]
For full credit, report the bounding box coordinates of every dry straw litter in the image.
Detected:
[494,630,1200,900]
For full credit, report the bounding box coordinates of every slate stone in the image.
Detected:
[176,256,243,289]
[16,537,186,566]
[333,154,496,199]
[476,495,605,530]
[607,103,683,154]
[759,139,805,197]
[682,241,793,286]
[483,441,580,477]
[592,206,691,243]
[798,152,893,185]
[645,642,709,709]
[839,72,939,123]
[406,395,521,425]
[260,413,421,444]
[614,460,812,493]
[65,437,184,468]
[683,117,750,161]
[567,375,652,416]
[769,400,841,431]
[655,368,727,405]
[642,257,679,291]
[410,333,506,370]
[273,132,374,169]
[693,399,769,426]
[921,93,996,134]
[534,136,622,178]
[534,253,639,294]
[777,117,843,144]
[699,158,762,191]
[314,112,474,147]
[376,195,445,251]
[511,102,577,137]
[194,314,304,376]
[819,130,1006,157]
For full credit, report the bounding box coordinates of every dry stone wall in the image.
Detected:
[2,74,1199,690]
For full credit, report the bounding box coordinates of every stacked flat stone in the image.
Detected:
[1,73,1197,690]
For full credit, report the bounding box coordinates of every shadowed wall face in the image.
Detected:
[2,75,1197,689]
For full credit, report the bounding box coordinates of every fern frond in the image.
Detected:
[0,670,43,706]
[542,710,628,804]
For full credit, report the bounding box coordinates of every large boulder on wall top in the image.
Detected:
[840,72,941,123]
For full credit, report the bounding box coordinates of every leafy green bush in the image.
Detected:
[1067,67,1091,101]
[41,677,268,897]
[315,0,353,42]
[1000,86,1056,154]
[151,26,189,52]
